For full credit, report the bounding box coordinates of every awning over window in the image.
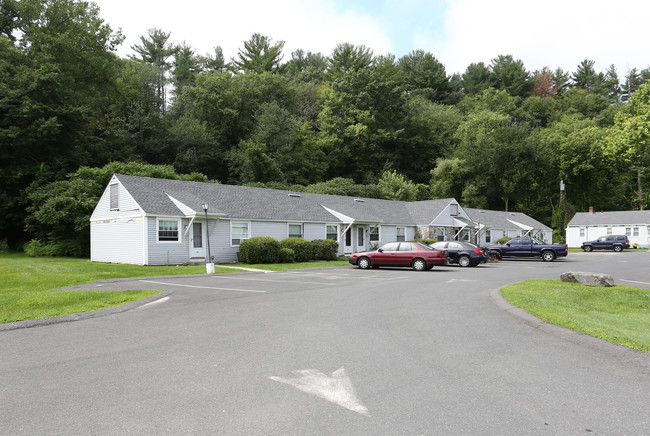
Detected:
[453,217,473,228]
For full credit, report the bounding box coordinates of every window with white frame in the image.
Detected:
[288,223,303,239]
[109,184,119,210]
[633,227,639,237]
[607,227,612,235]
[436,227,445,241]
[369,226,380,243]
[485,230,491,243]
[626,227,631,236]
[460,228,470,241]
[396,227,405,241]
[326,225,338,241]
[450,204,459,216]
[231,222,250,246]
[158,219,180,242]
[580,228,585,238]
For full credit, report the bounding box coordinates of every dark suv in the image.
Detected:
[581,235,630,252]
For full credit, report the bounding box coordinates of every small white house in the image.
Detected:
[90,174,554,265]
[465,209,553,245]
[566,208,650,248]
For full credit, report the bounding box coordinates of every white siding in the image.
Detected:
[146,217,190,265]
[381,225,396,244]
[405,226,416,241]
[304,223,325,240]
[567,225,650,248]
[252,221,287,241]
[91,218,144,264]
[91,178,141,221]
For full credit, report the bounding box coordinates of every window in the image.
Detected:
[580,228,585,238]
[231,222,250,246]
[398,243,415,251]
[158,219,180,242]
[625,227,631,236]
[485,230,491,243]
[607,227,612,235]
[369,226,380,243]
[459,228,470,241]
[109,184,119,210]
[381,242,400,251]
[288,223,303,239]
[450,204,459,216]
[357,228,364,246]
[326,225,338,241]
[436,227,445,241]
[396,227,405,242]
[633,227,639,237]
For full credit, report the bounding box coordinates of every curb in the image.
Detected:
[488,286,650,371]
[0,290,173,332]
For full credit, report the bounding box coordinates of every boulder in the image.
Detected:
[560,271,615,287]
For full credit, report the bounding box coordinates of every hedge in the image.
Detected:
[239,237,281,263]
[280,238,313,262]
[311,239,339,260]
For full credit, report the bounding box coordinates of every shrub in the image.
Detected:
[413,238,437,245]
[239,237,281,264]
[0,239,9,253]
[279,248,295,263]
[280,238,313,262]
[337,255,350,261]
[311,239,339,260]
[24,239,57,257]
[497,237,511,244]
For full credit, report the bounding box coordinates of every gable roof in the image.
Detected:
[568,210,650,226]
[465,208,551,231]
[114,174,418,224]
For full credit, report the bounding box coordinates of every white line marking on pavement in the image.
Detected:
[270,367,369,416]
[620,279,650,286]
[138,296,170,307]
[139,280,266,293]
[209,276,332,286]
[446,279,475,283]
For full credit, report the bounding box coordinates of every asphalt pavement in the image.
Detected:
[1,251,649,434]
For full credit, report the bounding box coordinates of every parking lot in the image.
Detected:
[1,252,649,434]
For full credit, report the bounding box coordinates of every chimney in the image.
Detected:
[589,206,594,214]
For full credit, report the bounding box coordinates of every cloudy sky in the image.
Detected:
[92,0,649,77]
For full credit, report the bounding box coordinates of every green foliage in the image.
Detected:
[497,237,511,244]
[378,170,418,201]
[239,236,281,264]
[413,239,437,245]
[0,239,9,253]
[311,239,339,260]
[279,247,295,263]
[232,33,285,74]
[280,238,313,263]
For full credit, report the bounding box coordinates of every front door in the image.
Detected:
[190,222,205,258]
[357,226,365,252]
[344,227,353,253]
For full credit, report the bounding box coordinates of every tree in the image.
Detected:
[172,42,201,100]
[283,49,327,83]
[130,28,177,113]
[490,55,532,97]
[327,43,373,75]
[200,46,227,72]
[378,170,418,201]
[603,82,650,210]
[398,49,449,102]
[231,33,284,74]
[571,59,605,94]
[0,0,123,247]
[461,62,492,95]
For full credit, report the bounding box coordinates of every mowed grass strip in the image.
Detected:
[501,280,650,352]
[1,254,350,323]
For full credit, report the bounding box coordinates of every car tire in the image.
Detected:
[614,245,623,252]
[357,257,371,269]
[458,255,471,267]
[541,250,556,262]
[412,258,427,271]
[583,245,593,252]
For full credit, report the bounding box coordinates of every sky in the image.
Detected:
[91,0,650,77]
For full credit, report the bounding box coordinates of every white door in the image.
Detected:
[190,222,205,258]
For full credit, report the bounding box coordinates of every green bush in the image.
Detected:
[24,239,57,257]
[413,238,437,245]
[239,237,281,264]
[279,248,295,263]
[497,237,511,244]
[337,255,350,261]
[311,239,339,260]
[0,239,9,253]
[280,238,313,262]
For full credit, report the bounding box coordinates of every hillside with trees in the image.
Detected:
[1,0,649,256]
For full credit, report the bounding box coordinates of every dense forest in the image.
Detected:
[1,0,649,256]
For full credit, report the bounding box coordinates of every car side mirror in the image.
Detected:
[506,243,510,247]
[377,248,383,252]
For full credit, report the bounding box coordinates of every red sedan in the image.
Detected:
[348,241,448,271]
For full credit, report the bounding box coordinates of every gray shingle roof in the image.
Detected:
[568,210,650,226]
[465,208,551,230]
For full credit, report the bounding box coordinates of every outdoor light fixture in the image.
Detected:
[201,203,213,273]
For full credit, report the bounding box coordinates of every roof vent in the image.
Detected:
[288,193,301,198]
[354,199,365,202]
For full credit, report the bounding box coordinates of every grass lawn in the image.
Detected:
[0,254,350,324]
[501,280,650,352]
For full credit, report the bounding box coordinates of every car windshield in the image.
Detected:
[414,242,434,250]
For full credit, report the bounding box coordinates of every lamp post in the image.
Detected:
[201,203,214,274]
